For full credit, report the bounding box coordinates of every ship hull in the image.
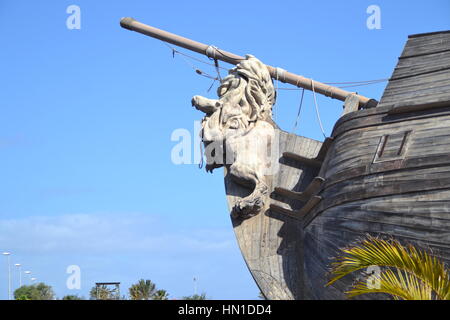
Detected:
[225,30,450,300]
[304,105,450,299]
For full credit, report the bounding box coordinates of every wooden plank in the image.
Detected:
[377,32,450,112]
[401,36,450,57]
[303,177,325,195]
[304,188,450,297]
[274,187,308,202]
[283,152,322,168]
[331,106,450,138]
[393,51,450,78]
[269,204,302,220]
[315,137,334,161]
[273,176,324,202]
[342,93,360,116]
[270,195,322,219]
[297,196,322,217]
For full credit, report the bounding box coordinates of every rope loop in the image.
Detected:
[205,45,219,60]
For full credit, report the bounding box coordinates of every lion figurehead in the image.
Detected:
[218,54,276,126]
[191,55,276,171]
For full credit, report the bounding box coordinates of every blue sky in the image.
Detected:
[0,0,449,300]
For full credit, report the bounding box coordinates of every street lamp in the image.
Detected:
[2,252,11,300]
[14,264,22,288]
[30,277,37,283]
[193,276,198,296]
[24,271,31,284]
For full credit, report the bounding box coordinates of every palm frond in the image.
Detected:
[327,235,450,300]
[347,269,432,300]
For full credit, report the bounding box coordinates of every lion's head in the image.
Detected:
[192,55,276,171]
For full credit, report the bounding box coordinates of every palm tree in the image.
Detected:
[152,289,169,300]
[182,292,208,300]
[90,285,114,300]
[62,294,83,300]
[327,235,450,300]
[129,279,156,300]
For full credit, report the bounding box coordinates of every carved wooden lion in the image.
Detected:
[192,55,277,218]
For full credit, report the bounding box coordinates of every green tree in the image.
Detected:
[14,283,55,300]
[90,285,115,300]
[62,294,84,300]
[128,279,156,300]
[152,289,169,300]
[182,292,208,300]
[327,235,450,300]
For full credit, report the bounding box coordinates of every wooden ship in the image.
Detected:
[120,18,450,300]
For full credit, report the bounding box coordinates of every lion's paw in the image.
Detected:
[231,194,264,219]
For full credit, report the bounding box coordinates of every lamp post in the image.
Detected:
[2,252,11,300]
[14,264,22,288]
[193,276,197,296]
[30,277,37,283]
[24,271,31,284]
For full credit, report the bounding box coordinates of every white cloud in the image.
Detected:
[0,212,235,255]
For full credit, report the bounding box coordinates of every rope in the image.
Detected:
[163,41,229,70]
[205,45,218,59]
[163,41,220,94]
[277,78,388,91]
[214,47,244,63]
[273,70,279,121]
[162,39,387,92]
[162,39,387,89]
[311,79,327,139]
[206,78,217,92]
[333,79,387,88]
[214,59,222,82]
[158,39,389,136]
[198,138,204,169]
[292,88,305,133]
[324,78,389,85]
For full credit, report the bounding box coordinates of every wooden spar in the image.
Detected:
[120,17,375,107]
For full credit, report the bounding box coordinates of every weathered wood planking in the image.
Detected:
[226,130,322,300]
[304,190,450,299]
[221,30,450,300]
[303,108,450,298]
[378,31,450,110]
[302,30,450,300]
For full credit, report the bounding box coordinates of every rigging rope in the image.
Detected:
[160,40,388,139]
[311,79,327,139]
[198,132,204,169]
[292,88,305,133]
[163,42,220,82]
[162,40,388,90]
[277,78,388,90]
[214,59,222,82]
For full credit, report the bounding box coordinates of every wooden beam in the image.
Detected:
[120,17,375,107]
